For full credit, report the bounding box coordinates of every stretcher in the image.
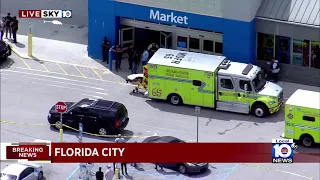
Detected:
[126,74,147,94]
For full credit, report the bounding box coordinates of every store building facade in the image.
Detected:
[88,0,320,84]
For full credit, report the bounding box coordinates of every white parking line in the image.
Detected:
[29,77,104,91]
[1,69,132,89]
[29,81,108,96]
[81,94,104,99]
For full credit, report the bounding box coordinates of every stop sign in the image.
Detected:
[55,101,67,113]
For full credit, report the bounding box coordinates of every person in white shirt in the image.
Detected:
[105,164,114,180]
[270,57,280,82]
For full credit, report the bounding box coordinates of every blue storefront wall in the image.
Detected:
[88,1,256,64]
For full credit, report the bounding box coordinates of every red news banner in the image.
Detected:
[5,143,320,163]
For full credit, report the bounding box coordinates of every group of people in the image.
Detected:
[102,37,159,73]
[95,134,137,180]
[0,13,18,43]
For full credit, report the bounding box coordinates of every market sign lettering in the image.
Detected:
[149,9,188,25]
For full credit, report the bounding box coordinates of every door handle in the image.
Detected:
[238,93,241,97]
[219,92,222,95]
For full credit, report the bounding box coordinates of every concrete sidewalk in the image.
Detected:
[3,18,106,68]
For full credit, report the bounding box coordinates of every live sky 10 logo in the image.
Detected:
[272,139,297,163]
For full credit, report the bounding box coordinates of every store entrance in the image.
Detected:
[120,25,173,53]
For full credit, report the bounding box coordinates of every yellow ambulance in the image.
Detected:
[144,48,284,118]
[284,89,320,147]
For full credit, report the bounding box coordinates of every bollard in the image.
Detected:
[59,129,63,142]
[115,168,119,179]
[28,33,32,57]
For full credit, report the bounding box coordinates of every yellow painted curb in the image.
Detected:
[8,44,111,72]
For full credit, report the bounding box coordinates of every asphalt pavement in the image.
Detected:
[1,54,320,180]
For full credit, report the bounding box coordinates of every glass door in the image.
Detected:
[276,36,290,64]
[189,36,201,53]
[160,32,172,49]
[201,38,215,55]
[120,27,135,49]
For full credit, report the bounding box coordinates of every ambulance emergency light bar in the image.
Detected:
[242,64,254,75]
[1,141,319,163]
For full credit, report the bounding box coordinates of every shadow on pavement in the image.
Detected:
[0,56,15,69]
[145,99,284,123]
[49,126,135,142]
[8,39,26,48]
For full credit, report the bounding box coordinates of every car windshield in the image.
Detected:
[252,71,266,92]
[0,173,17,180]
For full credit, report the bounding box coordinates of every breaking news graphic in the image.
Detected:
[1,142,319,163]
[1,142,51,163]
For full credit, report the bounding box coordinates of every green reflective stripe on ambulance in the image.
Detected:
[286,121,320,131]
[149,75,215,94]
[293,124,320,131]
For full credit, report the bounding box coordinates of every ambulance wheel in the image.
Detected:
[300,134,314,147]
[252,104,268,118]
[168,94,182,106]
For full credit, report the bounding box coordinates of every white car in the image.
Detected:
[0,162,43,180]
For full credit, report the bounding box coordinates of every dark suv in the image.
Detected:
[47,98,129,136]
[0,40,11,61]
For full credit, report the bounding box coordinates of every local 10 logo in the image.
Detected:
[272,139,297,163]
[62,10,72,18]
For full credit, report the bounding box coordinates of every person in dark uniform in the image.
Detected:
[121,162,128,176]
[126,44,135,70]
[95,167,104,180]
[147,42,159,59]
[102,36,110,63]
[11,16,18,43]
[5,13,12,39]
[111,45,123,72]
[131,51,139,74]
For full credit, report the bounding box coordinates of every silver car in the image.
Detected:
[0,162,44,180]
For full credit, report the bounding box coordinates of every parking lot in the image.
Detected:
[3,55,128,84]
[1,55,320,180]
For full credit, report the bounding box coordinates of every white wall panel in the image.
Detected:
[116,0,223,17]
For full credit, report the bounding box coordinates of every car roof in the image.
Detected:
[286,89,320,109]
[148,48,226,72]
[1,163,29,176]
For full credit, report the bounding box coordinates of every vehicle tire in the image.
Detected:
[168,94,182,106]
[54,121,63,130]
[98,128,107,137]
[300,134,314,148]
[252,104,268,118]
[38,171,43,180]
[178,164,187,174]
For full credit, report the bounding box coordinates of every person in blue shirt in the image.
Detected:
[141,48,149,66]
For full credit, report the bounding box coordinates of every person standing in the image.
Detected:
[147,42,159,58]
[5,13,12,39]
[120,163,128,176]
[126,44,135,70]
[11,16,18,43]
[141,48,149,66]
[270,57,280,82]
[111,45,123,72]
[0,17,5,41]
[131,51,140,74]
[102,36,110,63]
[105,164,114,180]
[95,167,104,180]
